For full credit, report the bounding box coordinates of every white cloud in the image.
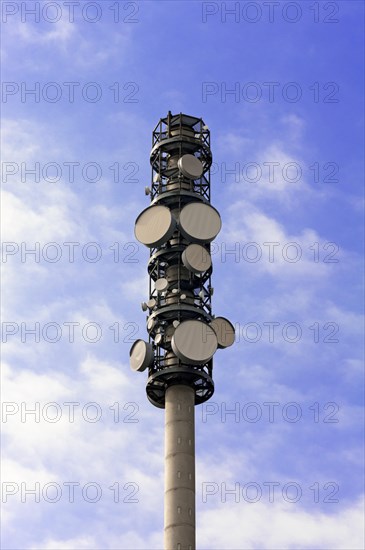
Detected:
[31,531,164,550]
[2,188,79,243]
[216,131,254,156]
[30,535,97,550]
[3,16,75,47]
[1,354,165,548]
[222,199,329,279]
[2,12,134,69]
[225,143,311,207]
[280,113,306,144]
[198,497,365,549]
[120,271,148,302]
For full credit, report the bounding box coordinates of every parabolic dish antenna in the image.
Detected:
[155,278,169,292]
[147,318,156,331]
[210,317,235,348]
[171,319,218,365]
[178,154,204,179]
[179,202,221,243]
[130,339,154,372]
[182,243,212,274]
[135,205,176,248]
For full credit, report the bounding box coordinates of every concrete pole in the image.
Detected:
[164,384,196,550]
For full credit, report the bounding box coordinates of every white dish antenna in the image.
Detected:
[171,319,218,365]
[179,202,221,243]
[147,318,156,331]
[182,243,212,274]
[178,154,204,179]
[210,317,235,348]
[130,339,154,371]
[135,205,176,247]
[155,278,169,292]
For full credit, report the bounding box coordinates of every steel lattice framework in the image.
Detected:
[131,112,234,407]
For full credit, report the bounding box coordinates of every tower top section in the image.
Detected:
[130,112,234,408]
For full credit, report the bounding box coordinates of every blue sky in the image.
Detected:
[1,1,364,548]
